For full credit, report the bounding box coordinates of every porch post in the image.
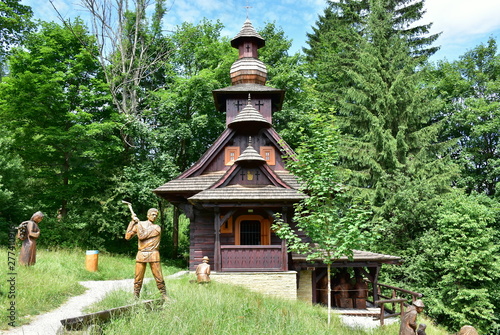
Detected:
[281,206,288,271]
[214,208,221,271]
[369,266,381,303]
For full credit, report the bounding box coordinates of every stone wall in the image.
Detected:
[297,270,313,304]
[209,271,298,300]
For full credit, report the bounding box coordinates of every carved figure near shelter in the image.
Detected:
[333,273,353,308]
[457,325,479,335]
[125,208,167,299]
[399,299,425,335]
[17,211,44,266]
[195,256,211,283]
[352,276,368,309]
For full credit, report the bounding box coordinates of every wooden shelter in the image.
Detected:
[154,19,402,304]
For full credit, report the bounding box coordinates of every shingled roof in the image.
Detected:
[292,249,402,265]
[231,18,265,48]
[154,172,225,194]
[230,98,271,128]
[189,184,306,202]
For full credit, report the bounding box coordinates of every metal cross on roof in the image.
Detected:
[244,0,252,19]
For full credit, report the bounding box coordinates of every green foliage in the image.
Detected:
[307,0,457,246]
[151,19,234,171]
[258,22,315,149]
[397,190,500,334]
[432,38,500,196]
[0,19,124,226]
[0,0,33,56]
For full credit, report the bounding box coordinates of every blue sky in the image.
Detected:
[22,0,500,63]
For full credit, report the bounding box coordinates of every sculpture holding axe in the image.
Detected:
[122,200,167,299]
[122,200,138,222]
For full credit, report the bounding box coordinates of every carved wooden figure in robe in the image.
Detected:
[333,273,353,308]
[17,211,44,266]
[352,276,369,309]
[399,299,425,335]
[125,208,167,299]
[196,256,211,283]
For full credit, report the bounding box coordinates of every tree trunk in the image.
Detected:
[327,263,331,325]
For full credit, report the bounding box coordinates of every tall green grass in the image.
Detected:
[0,248,183,329]
[86,275,450,335]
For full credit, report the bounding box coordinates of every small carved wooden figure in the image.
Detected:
[417,323,427,335]
[352,276,368,309]
[399,299,425,335]
[196,256,211,283]
[125,208,167,299]
[457,325,479,335]
[17,211,44,266]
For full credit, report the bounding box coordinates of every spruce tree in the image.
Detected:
[304,0,439,110]
[307,0,455,247]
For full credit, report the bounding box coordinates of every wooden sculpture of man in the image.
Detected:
[125,208,167,299]
[399,299,425,335]
[196,256,211,283]
[17,211,44,266]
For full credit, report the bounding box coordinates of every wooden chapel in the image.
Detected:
[154,19,402,304]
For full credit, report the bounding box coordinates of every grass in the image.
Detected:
[0,248,183,329]
[1,248,451,334]
[83,275,451,335]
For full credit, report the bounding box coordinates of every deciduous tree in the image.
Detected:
[433,38,500,196]
[272,113,376,325]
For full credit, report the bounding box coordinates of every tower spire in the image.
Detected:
[244,0,252,19]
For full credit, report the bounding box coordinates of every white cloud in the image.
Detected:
[424,0,500,39]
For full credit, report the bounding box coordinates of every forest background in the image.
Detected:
[0,0,499,334]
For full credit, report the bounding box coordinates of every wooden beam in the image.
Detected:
[219,210,236,227]
[60,299,162,331]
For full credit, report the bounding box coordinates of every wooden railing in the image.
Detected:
[370,282,423,326]
[220,245,287,272]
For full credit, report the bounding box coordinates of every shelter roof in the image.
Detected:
[292,249,402,265]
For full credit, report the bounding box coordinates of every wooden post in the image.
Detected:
[281,207,288,271]
[214,209,221,271]
[372,266,380,303]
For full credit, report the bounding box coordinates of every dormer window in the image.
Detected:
[225,147,240,165]
[260,146,275,165]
